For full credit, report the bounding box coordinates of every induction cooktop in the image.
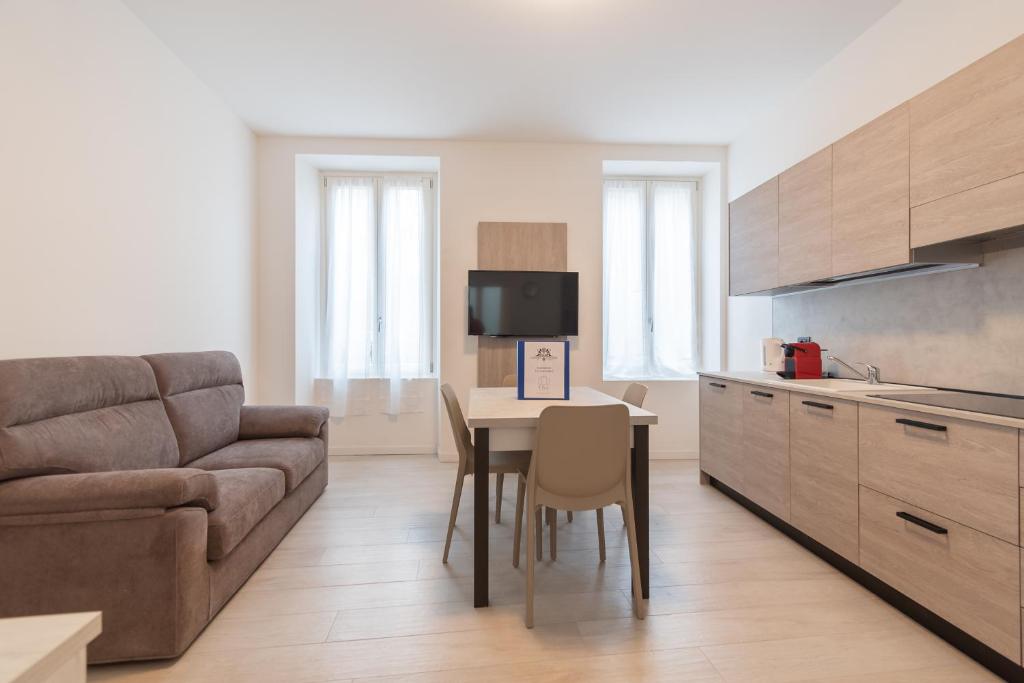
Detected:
[869,390,1024,420]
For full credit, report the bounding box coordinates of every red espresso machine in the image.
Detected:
[776,337,822,379]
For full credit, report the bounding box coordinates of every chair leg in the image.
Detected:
[596,507,606,563]
[526,501,536,628]
[622,497,646,620]
[535,506,543,561]
[513,475,526,568]
[621,503,627,527]
[549,507,557,561]
[495,472,504,524]
[567,510,573,523]
[443,472,465,564]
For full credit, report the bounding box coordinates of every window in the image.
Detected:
[603,178,700,380]
[320,174,436,382]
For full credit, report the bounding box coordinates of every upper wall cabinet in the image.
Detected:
[729,177,779,295]
[910,35,1024,247]
[779,147,832,286]
[832,105,910,276]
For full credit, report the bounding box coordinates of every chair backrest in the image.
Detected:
[622,382,648,408]
[440,384,472,468]
[0,356,179,481]
[142,351,244,465]
[501,374,517,388]
[531,404,629,505]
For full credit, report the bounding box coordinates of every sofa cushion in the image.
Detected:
[206,468,284,561]
[0,356,179,481]
[142,352,244,466]
[190,438,324,493]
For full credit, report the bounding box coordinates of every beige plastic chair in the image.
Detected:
[502,373,570,528]
[622,382,648,409]
[440,384,531,563]
[521,403,644,627]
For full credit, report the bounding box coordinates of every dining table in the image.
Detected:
[465,385,658,607]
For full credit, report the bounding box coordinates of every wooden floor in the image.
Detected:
[90,456,998,682]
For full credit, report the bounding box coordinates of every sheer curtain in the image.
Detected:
[317,175,434,417]
[603,180,647,379]
[603,178,699,379]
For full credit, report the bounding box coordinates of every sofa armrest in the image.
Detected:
[0,468,218,517]
[238,405,329,440]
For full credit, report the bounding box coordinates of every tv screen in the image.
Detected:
[468,270,579,337]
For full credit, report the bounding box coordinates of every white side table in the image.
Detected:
[0,612,101,683]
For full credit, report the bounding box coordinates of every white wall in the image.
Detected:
[257,138,727,460]
[0,0,258,383]
[724,0,1024,371]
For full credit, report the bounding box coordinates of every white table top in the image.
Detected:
[0,612,101,683]
[466,386,658,429]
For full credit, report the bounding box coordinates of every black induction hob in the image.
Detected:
[868,390,1024,420]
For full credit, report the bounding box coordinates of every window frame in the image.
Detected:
[602,175,702,381]
[319,171,439,379]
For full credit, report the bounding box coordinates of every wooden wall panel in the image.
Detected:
[476,222,567,387]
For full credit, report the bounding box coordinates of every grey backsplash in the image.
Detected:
[773,234,1024,395]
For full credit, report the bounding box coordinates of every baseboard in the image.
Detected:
[328,445,436,456]
[650,450,697,460]
[706,474,1024,682]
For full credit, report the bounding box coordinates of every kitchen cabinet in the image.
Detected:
[789,393,858,563]
[860,486,1021,663]
[740,386,789,521]
[778,147,832,285]
[859,404,1019,544]
[832,105,910,276]
[698,377,743,492]
[729,177,778,295]
[909,34,1024,247]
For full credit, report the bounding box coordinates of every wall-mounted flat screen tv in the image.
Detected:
[468,270,579,337]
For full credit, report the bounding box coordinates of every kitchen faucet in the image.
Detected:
[826,354,881,385]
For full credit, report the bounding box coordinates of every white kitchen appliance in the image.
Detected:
[761,337,785,372]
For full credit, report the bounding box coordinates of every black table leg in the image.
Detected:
[474,427,489,607]
[632,424,650,599]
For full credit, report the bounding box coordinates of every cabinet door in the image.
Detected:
[910,34,1024,209]
[789,393,858,562]
[729,177,778,295]
[832,105,910,276]
[779,147,832,285]
[741,387,790,521]
[699,377,743,492]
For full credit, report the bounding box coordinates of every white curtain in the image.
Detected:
[603,178,699,379]
[317,175,434,417]
[603,180,648,379]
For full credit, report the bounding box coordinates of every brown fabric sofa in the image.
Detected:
[0,351,328,663]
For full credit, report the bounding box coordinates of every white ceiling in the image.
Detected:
[124,0,900,144]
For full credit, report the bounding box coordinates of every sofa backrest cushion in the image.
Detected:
[143,351,245,466]
[0,356,180,481]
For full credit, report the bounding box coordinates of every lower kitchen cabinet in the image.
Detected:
[741,386,790,521]
[789,393,859,563]
[859,486,1021,663]
[698,377,743,493]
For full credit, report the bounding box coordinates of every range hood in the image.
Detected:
[759,241,983,297]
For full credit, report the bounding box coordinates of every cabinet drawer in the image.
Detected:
[860,486,1021,662]
[859,404,1018,543]
[699,378,743,492]
[741,386,789,521]
[789,393,858,563]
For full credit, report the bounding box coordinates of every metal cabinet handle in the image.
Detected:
[801,400,834,410]
[896,511,948,535]
[709,382,726,389]
[895,418,947,432]
[750,390,774,398]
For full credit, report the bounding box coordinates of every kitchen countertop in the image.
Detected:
[698,370,1024,431]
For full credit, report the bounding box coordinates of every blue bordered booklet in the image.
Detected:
[516,340,570,400]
